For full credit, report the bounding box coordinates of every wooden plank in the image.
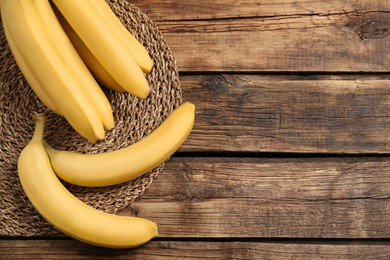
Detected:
[129,0,390,72]
[1,239,390,259]
[125,157,390,238]
[179,75,390,153]
[131,0,390,21]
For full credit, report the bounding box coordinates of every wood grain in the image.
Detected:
[2,0,390,257]
[179,75,390,153]
[131,0,390,21]
[124,157,390,238]
[1,240,389,259]
[130,0,390,72]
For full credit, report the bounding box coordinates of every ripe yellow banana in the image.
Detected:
[44,102,195,187]
[87,0,153,73]
[53,5,126,93]
[32,0,114,131]
[1,18,61,115]
[2,0,105,142]
[18,114,158,248]
[51,0,150,99]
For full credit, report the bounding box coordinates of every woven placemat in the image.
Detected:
[0,0,182,236]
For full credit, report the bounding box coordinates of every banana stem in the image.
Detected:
[31,113,46,142]
[43,140,55,152]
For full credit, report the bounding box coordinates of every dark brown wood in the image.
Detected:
[1,239,389,259]
[179,75,390,153]
[125,157,390,239]
[131,0,390,72]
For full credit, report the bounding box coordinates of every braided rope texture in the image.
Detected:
[0,0,182,235]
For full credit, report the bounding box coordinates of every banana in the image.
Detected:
[53,5,126,93]
[44,102,195,187]
[2,0,105,142]
[1,17,61,115]
[87,0,153,73]
[51,0,150,99]
[18,114,159,248]
[31,0,114,131]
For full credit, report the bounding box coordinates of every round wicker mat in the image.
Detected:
[0,0,182,235]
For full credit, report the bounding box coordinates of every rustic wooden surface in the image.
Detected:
[2,0,390,259]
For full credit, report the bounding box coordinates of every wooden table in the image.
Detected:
[2,0,390,258]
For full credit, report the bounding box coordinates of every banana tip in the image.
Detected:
[182,102,196,113]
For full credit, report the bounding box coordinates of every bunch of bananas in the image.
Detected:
[1,0,153,142]
[1,0,196,249]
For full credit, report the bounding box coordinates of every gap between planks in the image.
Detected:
[1,239,390,259]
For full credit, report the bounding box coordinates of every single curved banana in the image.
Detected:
[2,0,105,142]
[32,0,114,131]
[87,0,153,73]
[1,18,61,115]
[18,114,158,248]
[51,0,150,99]
[45,102,195,187]
[53,6,125,93]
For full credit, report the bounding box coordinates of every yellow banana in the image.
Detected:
[53,6,126,93]
[2,0,105,142]
[18,114,159,249]
[1,18,61,115]
[51,0,150,99]
[87,0,153,73]
[44,102,195,187]
[32,0,114,131]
